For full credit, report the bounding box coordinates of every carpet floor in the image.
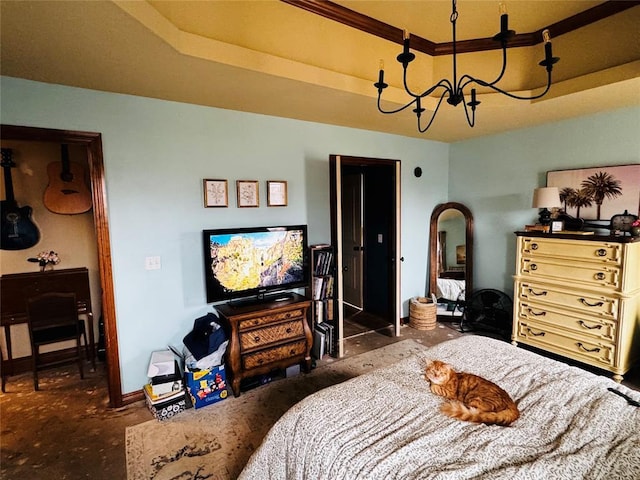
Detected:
[125,339,430,480]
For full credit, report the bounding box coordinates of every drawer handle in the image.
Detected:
[530,264,538,271]
[594,272,606,281]
[253,335,261,342]
[286,327,292,334]
[579,298,604,308]
[577,342,601,353]
[578,320,602,330]
[596,248,607,257]
[531,243,539,250]
[526,328,545,337]
[289,349,296,355]
[527,308,546,317]
[528,288,547,297]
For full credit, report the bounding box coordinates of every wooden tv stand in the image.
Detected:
[216,293,312,397]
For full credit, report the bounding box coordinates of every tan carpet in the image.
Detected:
[126,339,428,480]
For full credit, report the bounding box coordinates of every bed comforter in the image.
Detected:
[239,336,640,480]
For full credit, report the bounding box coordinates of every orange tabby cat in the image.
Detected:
[425,360,520,426]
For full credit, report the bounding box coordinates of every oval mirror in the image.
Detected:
[428,202,473,310]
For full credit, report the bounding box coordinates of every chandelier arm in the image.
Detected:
[468,71,553,101]
[419,79,454,99]
[482,46,508,87]
[457,75,477,95]
[417,91,449,133]
[377,94,420,115]
[403,69,454,99]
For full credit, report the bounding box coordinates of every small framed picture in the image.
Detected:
[203,179,228,208]
[267,180,288,207]
[236,180,259,208]
[550,220,565,233]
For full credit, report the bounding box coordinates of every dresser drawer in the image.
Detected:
[516,282,618,318]
[242,340,307,370]
[240,320,304,350]
[520,237,622,265]
[516,301,617,342]
[519,257,621,290]
[516,321,615,368]
[238,308,305,330]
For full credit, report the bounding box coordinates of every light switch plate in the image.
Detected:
[145,256,161,270]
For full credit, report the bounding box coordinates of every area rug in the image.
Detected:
[125,339,428,480]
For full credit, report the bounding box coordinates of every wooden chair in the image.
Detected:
[26,292,85,390]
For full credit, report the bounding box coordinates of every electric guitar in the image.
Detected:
[43,144,92,214]
[1,148,41,250]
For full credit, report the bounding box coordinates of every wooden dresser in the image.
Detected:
[512,232,640,382]
[216,293,312,396]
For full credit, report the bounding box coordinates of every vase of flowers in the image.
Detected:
[28,250,61,272]
[631,219,640,238]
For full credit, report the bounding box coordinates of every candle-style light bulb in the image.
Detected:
[542,29,553,62]
[499,2,508,35]
[403,29,410,55]
[378,59,385,84]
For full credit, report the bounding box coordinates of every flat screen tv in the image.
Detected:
[203,225,309,304]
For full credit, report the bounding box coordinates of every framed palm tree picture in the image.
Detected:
[547,164,640,222]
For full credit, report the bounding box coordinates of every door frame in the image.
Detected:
[1,124,123,407]
[329,155,401,357]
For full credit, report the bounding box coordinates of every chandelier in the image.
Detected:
[374,0,560,133]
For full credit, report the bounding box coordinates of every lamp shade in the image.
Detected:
[532,187,561,209]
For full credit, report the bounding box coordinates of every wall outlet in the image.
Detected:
[377,234,383,243]
[145,256,161,270]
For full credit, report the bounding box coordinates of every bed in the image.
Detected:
[436,277,465,302]
[239,336,640,480]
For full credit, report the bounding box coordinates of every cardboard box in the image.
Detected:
[147,350,177,377]
[184,364,229,409]
[143,386,189,421]
[149,378,183,397]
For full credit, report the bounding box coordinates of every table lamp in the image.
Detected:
[532,187,560,225]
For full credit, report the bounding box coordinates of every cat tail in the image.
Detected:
[440,401,519,426]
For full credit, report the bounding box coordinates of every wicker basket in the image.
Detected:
[409,297,437,330]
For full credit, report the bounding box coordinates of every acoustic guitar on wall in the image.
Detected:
[43,144,92,214]
[1,148,41,250]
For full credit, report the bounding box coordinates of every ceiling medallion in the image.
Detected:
[374,0,560,133]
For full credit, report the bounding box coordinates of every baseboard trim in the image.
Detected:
[122,389,144,405]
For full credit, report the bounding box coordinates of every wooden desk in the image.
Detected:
[0,267,96,391]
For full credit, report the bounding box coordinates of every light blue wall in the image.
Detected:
[450,106,640,295]
[5,76,637,395]
[1,76,449,394]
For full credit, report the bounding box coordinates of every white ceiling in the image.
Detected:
[1,0,639,142]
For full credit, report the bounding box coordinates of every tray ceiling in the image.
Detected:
[1,0,639,142]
